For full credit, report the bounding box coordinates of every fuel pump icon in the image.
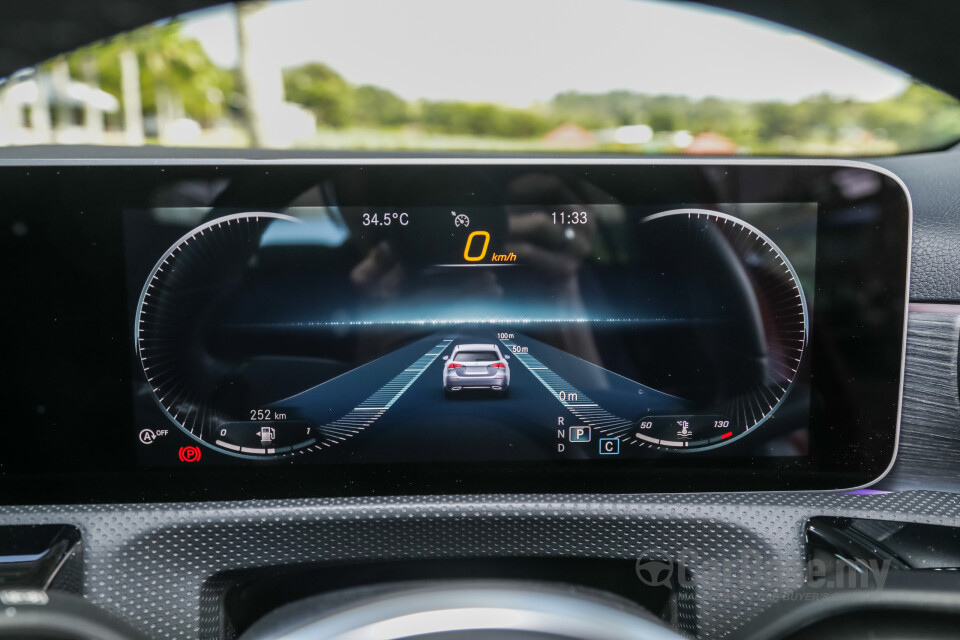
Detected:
[259,426,276,445]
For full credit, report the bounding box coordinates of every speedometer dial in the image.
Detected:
[619,209,809,451]
[135,212,324,459]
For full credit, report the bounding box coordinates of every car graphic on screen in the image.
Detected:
[442,344,512,398]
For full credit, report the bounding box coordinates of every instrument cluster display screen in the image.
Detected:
[0,161,909,499]
[126,202,816,465]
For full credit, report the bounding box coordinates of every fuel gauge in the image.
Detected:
[213,419,316,455]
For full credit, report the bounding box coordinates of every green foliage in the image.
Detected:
[283,62,354,128]
[65,20,233,124]
[860,83,960,150]
[354,85,409,126]
[419,101,552,137]
[281,62,551,137]
[550,86,960,152]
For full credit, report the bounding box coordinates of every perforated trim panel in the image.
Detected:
[3,492,960,639]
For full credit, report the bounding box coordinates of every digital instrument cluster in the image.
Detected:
[0,160,910,498]
[131,204,813,463]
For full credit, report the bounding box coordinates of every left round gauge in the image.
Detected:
[135,212,315,459]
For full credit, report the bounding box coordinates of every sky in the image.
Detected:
[181,0,910,106]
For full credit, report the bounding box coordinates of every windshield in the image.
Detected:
[455,352,501,363]
[2,0,959,155]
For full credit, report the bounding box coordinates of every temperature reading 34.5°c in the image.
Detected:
[362,212,409,226]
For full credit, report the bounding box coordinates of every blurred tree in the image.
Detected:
[354,85,409,126]
[283,63,354,128]
[753,101,798,140]
[420,101,551,137]
[551,92,619,129]
[862,83,960,149]
[237,0,286,147]
[67,20,233,128]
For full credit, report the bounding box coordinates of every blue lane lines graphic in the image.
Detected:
[315,339,452,446]
[498,337,634,438]
[358,340,452,410]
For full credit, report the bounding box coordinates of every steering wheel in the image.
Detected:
[239,581,687,640]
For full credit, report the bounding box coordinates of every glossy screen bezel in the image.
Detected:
[0,159,910,502]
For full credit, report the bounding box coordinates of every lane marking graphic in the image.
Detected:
[498,337,634,438]
[312,339,453,447]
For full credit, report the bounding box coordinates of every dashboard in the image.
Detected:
[1,159,909,499]
[5,150,960,640]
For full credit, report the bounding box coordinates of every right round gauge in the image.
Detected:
[623,208,809,452]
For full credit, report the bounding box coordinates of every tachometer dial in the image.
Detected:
[620,209,808,451]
